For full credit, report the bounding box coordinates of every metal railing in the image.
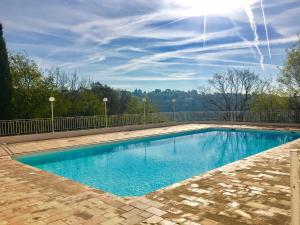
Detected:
[1,111,300,136]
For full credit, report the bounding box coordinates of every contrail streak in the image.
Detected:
[203,14,206,47]
[244,3,264,70]
[143,16,192,34]
[166,16,191,26]
[260,0,271,58]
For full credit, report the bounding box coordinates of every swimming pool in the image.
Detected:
[17,128,300,196]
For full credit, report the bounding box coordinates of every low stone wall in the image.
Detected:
[0,122,184,144]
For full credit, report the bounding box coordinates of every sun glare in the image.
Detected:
[171,0,259,16]
[165,0,270,69]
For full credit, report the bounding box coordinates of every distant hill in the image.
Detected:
[132,89,220,112]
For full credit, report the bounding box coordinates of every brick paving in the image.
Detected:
[0,124,299,224]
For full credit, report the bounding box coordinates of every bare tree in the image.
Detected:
[47,67,69,91]
[46,68,92,91]
[69,72,79,91]
[199,69,267,112]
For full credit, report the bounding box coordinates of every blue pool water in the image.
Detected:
[17,128,300,196]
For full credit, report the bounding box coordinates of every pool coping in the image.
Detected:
[1,123,299,225]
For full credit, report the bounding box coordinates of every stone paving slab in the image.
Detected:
[0,124,299,225]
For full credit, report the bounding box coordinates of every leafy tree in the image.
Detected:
[250,84,290,111]
[102,85,120,114]
[0,23,13,119]
[124,97,142,114]
[278,39,300,108]
[143,97,157,114]
[72,90,104,116]
[9,52,50,118]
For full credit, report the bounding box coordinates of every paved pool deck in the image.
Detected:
[0,124,299,225]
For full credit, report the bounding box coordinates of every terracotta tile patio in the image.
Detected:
[0,124,298,224]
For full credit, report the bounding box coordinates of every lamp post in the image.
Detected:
[49,97,55,133]
[103,97,108,128]
[172,98,176,121]
[142,97,146,125]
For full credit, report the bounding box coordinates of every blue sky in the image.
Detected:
[1,0,299,91]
